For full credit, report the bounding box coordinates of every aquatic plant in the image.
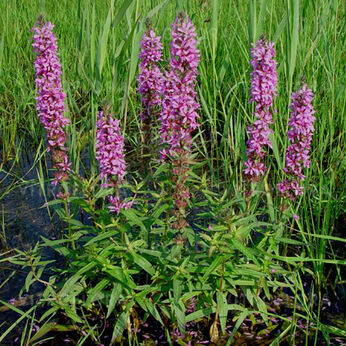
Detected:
[243,37,278,182]
[2,4,345,346]
[95,109,131,213]
[159,13,200,233]
[277,85,316,200]
[31,19,71,186]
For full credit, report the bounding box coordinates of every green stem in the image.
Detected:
[64,199,75,250]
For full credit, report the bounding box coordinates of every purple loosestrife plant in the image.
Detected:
[243,37,278,183]
[277,85,316,200]
[32,19,71,186]
[137,24,164,168]
[159,13,200,233]
[95,110,132,214]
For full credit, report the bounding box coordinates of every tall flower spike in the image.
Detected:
[159,14,200,233]
[32,20,71,186]
[95,110,132,214]
[159,13,200,160]
[137,24,164,167]
[137,24,164,120]
[277,85,316,200]
[243,37,278,182]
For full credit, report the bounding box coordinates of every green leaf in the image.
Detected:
[107,284,122,319]
[0,303,37,343]
[111,309,129,342]
[269,132,282,170]
[202,256,224,282]
[152,203,169,219]
[173,278,182,303]
[174,302,185,334]
[95,9,112,80]
[217,292,228,333]
[28,322,56,345]
[186,306,216,323]
[25,271,34,292]
[232,239,259,264]
[226,310,249,344]
[84,229,118,246]
[273,13,287,42]
[85,279,109,308]
[122,209,147,234]
[113,0,134,26]
[145,299,164,325]
[129,251,155,276]
[104,265,137,289]
[64,307,83,324]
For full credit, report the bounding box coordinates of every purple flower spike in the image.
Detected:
[159,14,200,233]
[137,25,164,168]
[159,13,200,160]
[138,26,164,120]
[243,37,278,182]
[96,110,132,214]
[277,85,316,200]
[96,111,126,186]
[32,20,71,186]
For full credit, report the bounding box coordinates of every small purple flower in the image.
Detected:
[277,85,316,200]
[243,37,278,182]
[32,324,40,332]
[32,19,71,186]
[185,297,197,313]
[108,195,133,214]
[95,110,131,214]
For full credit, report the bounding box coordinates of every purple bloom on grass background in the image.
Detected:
[137,24,164,169]
[95,110,132,214]
[137,25,164,120]
[96,110,126,187]
[32,19,71,186]
[277,85,316,200]
[243,37,278,182]
[159,13,200,161]
[159,13,200,232]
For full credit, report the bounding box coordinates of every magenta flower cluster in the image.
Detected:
[159,14,200,161]
[243,38,278,182]
[157,14,200,232]
[137,28,164,119]
[32,21,71,186]
[95,111,132,213]
[277,86,316,200]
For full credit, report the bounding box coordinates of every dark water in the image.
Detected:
[0,154,58,342]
